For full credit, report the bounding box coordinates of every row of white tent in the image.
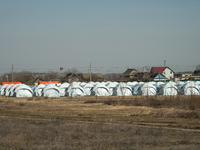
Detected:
[0,81,200,97]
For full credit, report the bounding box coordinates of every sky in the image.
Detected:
[0,0,200,74]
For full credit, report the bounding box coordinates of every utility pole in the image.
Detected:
[12,64,14,82]
[90,62,92,82]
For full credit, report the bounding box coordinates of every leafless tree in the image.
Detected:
[42,71,59,81]
[14,71,34,85]
[196,64,200,70]
[144,66,151,72]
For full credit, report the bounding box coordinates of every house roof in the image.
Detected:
[81,73,102,79]
[151,67,175,73]
[122,69,137,76]
[151,67,166,73]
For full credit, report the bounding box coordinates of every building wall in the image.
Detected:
[163,68,174,79]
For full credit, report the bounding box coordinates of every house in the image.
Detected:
[150,73,168,81]
[64,72,81,83]
[130,71,151,81]
[119,69,150,81]
[61,72,103,83]
[150,67,174,80]
[174,72,193,81]
[119,69,137,81]
[79,73,103,82]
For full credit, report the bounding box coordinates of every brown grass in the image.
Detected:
[0,117,200,150]
[0,96,200,149]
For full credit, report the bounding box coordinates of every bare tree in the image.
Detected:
[144,66,151,72]
[43,71,59,81]
[15,71,34,85]
[196,64,200,70]
[64,68,80,74]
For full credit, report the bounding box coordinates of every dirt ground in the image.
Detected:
[0,95,200,149]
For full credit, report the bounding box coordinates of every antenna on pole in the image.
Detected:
[164,60,166,67]
[12,64,14,82]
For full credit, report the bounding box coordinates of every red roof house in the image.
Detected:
[150,67,174,80]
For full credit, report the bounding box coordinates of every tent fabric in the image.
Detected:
[132,84,143,95]
[66,82,84,97]
[59,83,70,96]
[14,84,33,97]
[183,82,200,95]
[42,84,60,97]
[159,82,178,95]
[1,82,21,85]
[9,84,19,97]
[34,84,46,97]
[91,83,109,96]
[113,83,132,96]
[106,82,119,96]
[5,85,14,96]
[83,83,94,96]
[127,82,138,87]
[0,84,9,95]
[140,83,157,96]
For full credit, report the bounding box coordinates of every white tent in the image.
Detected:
[159,82,179,95]
[0,84,9,95]
[34,84,46,97]
[59,82,70,96]
[138,82,145,85]
[5,84,14,96]
[140,82,157,96]
[106,82,119,96]
[195,81,200,85]
[9,84,19,97]
[83,83,94,96]
[14,84,33,97]
[183,81,200,95]
[66,82,84,97]
[127,82,138,87]
[113,82,132,96]
[42,84,60,97]
[91,83,109,96]
[79,82,86,88]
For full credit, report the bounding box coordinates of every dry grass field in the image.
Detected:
[0,95,200,149]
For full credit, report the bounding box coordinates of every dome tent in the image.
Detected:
[9,84,20,97]
[159,81,179,95]
[0,84,9,95]
[139,82,157,96]
[79,82,86,88]
[83,83,94,96]
[155,82,166,93]
[59,82,70,96]
[5,84,14,96]
[132,84,143,95]
[34,84,46,97]
[91,83,109,96]
[66,82,84,97]
[113,82,132,96]
[106,82,119,96]
[42,84,60,97]
[14,84,33,97]
[183,81,200,95]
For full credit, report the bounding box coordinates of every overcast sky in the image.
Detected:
[0,0,200,74]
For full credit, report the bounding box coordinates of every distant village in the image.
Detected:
[1,66,200,85]
[63,66,200,83]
